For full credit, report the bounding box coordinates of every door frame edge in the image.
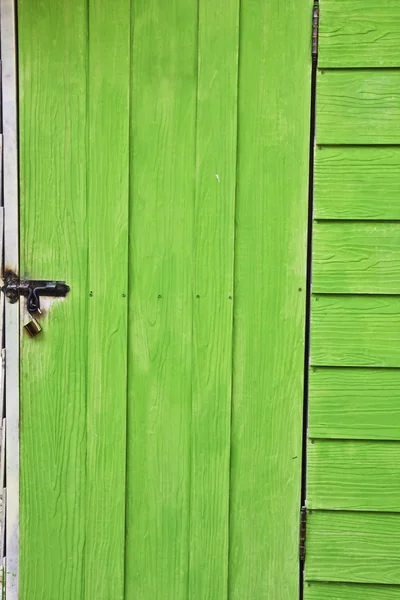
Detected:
[1,0,20,598]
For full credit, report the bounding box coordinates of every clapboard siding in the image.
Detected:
[308,0,400,593]
[306,511,400,584]
[313,221,400,294]
[319,0,400,68]
[305,582,400,600]
[317,70,400,144]
[311,295,400,367]
[314,146,400,221]
[308,440,400,511]
[309,368,400,440]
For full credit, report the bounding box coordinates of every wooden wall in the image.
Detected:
[305,1,400,598]
[17,1,311,598]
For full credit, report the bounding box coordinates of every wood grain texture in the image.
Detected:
[308,439,400,511]
[309,367,400,440]
[311,295,400,367]
[85,2,130,598]
[306,511,400,584]
[18,0,88,597]
[314,146,400,221]
[188,1,239,597]
[313,221,400,294]
[317,70,400,145]
[229,1,312,598]
[305,582,400,600]
[319,0,400,68]
[125,1,197,597]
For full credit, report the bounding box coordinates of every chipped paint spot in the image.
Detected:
[38,295,68,314]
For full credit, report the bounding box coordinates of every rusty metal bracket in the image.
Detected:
[300,507,307,561]
[312,3,319,61]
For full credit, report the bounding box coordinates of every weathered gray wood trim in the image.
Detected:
[1,0,19,597]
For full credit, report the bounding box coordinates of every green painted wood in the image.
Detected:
[308,1,400,590]
[308,439,400,511]
[188,1,239,597]
[18,0,88,597]
[311,295,400,367]
[306,511,400,584]
[85,1,130,598]
[314,147,400,221]
[309,367,400,440]
[317,70,400,145]
[319,0,400,68]
[305,582,400,600]
[125,1,197,597]
[313,221,400,294]
[229,1,312,597]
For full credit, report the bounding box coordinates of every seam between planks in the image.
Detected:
[186,0,200,593]
[122,1,133,597]
[226,0,242,597]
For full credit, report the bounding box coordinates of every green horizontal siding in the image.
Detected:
[305,582,400,600]
[308,439,400,511]
[311,295,400,367]
[317,70,400,144]
[309,368,400,440]
[314,146,400,220]
[308,5,400,596]
[319,0,400,68]
[313,221,400,294]
[307,511,400,584]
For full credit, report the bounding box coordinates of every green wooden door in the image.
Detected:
[16,0,312,598]
[305,2,400,599]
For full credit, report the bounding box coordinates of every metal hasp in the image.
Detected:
[2,270,70,313]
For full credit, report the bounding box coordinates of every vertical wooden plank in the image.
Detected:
[188,0,239,597]
[0,418,5,564]
[125,1,197,598]
[1,1,19,596]
[18,1,88,597]
[85,1,130,598]
[229,1,312,598]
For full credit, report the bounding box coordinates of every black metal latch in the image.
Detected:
[2,270,70,314]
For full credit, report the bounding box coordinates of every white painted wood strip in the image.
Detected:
[0,207,4,426]
[2,557,5,597]
[0,422,4,565]
[0,419,5,502]
[0,347,4,424]
[1,499,5,580]
[1,0,19,598]
[0,135,3,192]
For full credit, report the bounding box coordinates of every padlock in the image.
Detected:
[24,317,42,338]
